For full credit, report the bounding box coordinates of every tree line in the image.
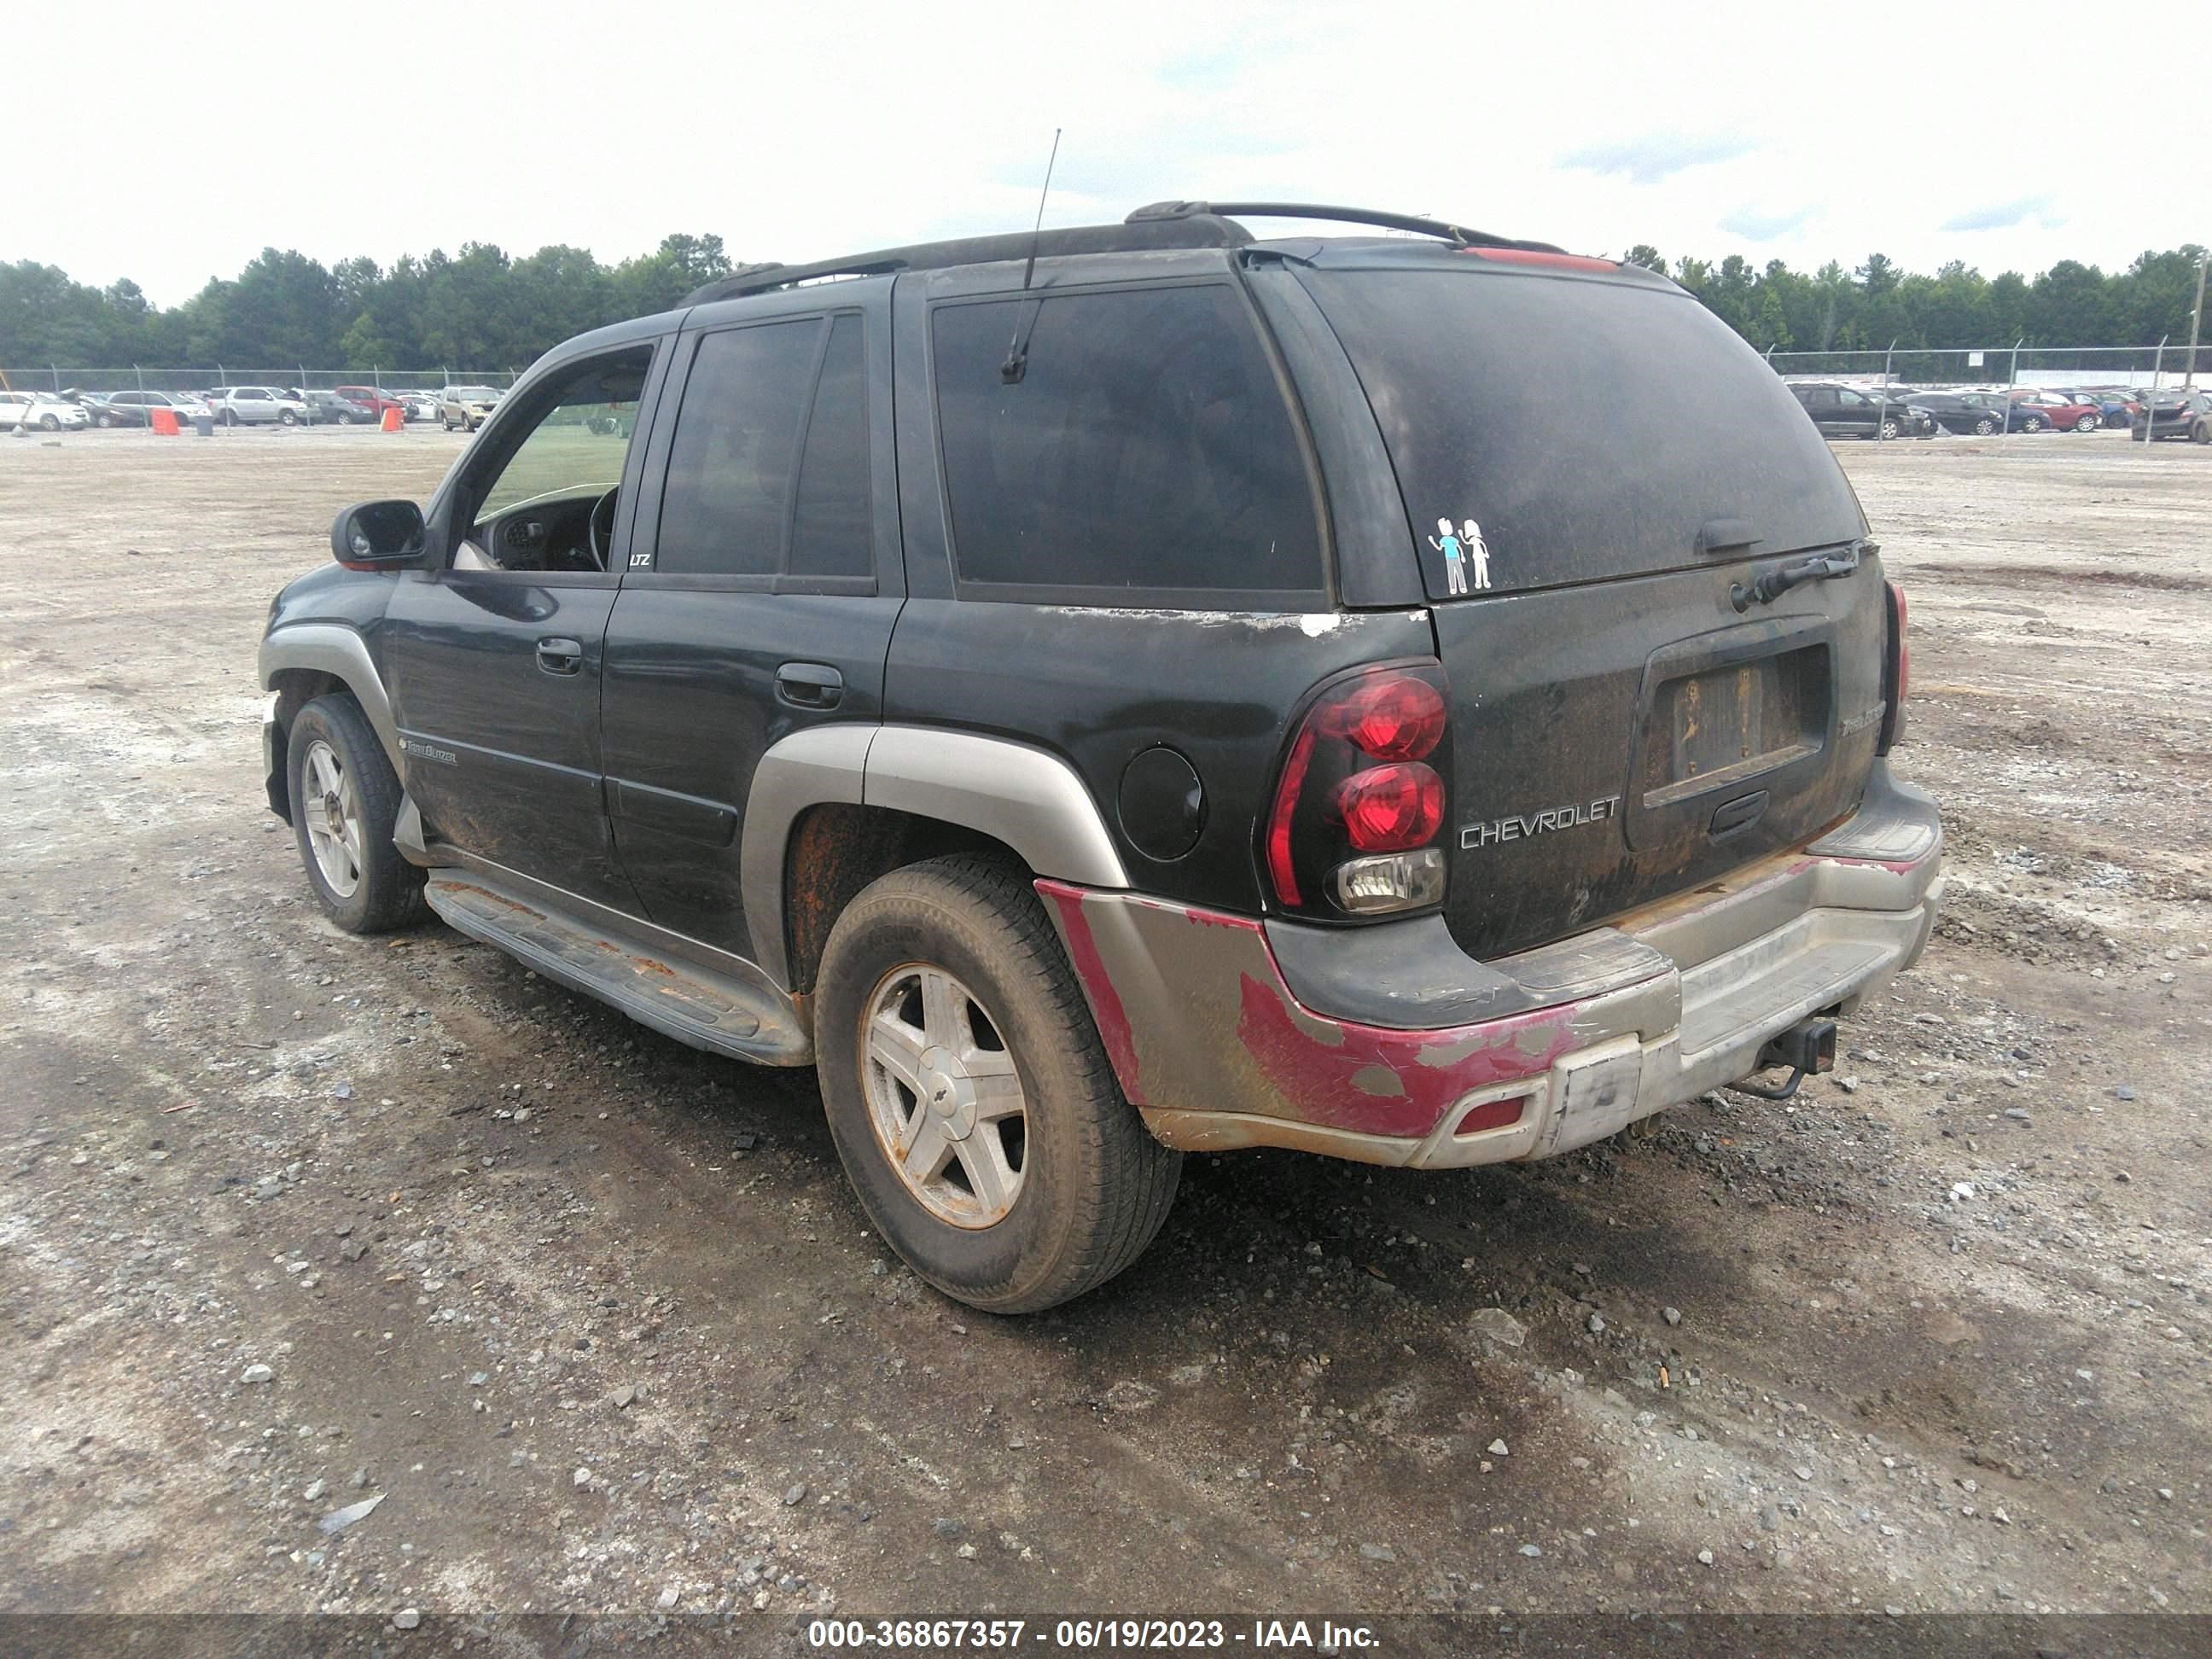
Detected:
[1,233,2204,370]
[1623,243,2207,358]
[0,235,736,371]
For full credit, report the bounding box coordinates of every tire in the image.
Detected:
[284,695,426,934]
[1878,418,1901,440]
[280,409,298,426]
[2194,422,2212,445]
[2022,415,2046,433]
[814,854,1182,1314]
[2078,415,2099,433]
[38,414,59,432]
[1972,416,1996,436]
[96,413,114,428]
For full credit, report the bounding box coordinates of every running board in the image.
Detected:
[423,874,811,1066]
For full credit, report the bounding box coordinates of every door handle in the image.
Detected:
[536,637,585,675]
[776,661,843,708]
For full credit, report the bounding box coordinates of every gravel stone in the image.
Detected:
[1468,1308,1527,1348]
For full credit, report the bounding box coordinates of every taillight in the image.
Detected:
[1878,579,1909,754]
[1264,664,1451,917]
[1318,675,1447,760]
[1334,764,1445,850]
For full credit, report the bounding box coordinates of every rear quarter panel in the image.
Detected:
[884,602,1435,914]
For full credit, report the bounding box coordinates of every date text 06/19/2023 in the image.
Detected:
[803,1616,1382,1650]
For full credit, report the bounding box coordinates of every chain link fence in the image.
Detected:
[1766,342,2205,392]
[2,366,521,396]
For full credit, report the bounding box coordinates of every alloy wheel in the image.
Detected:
[861,963,1028,1228]
[300,738,364,899]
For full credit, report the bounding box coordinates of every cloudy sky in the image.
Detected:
[10,2,2203,306]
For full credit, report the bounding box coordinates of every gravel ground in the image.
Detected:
[0,422,2206,1629]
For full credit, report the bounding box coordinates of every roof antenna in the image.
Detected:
[1002,127,1062,383]
[1021,127,1062,293]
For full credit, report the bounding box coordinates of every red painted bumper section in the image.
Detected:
[1038,881,1595,1144]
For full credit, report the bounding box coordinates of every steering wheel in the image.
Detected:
[586,486,620,570]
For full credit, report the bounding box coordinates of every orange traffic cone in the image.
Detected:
[381,406,403,433]
[150,408,180,436]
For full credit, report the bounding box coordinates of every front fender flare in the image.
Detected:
[258,623,399,770]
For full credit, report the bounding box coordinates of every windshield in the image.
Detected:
[1300,266,1865,596]
[450,386,499,401]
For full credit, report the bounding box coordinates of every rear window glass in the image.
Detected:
[1301,268,1865,597]
[932,285,1322,602]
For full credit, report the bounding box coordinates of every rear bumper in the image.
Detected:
[1039,760,1941,1169]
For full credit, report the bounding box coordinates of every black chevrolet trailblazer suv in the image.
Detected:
[259,201,1942,1313]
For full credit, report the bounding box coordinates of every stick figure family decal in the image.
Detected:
[1428,518,1493,594]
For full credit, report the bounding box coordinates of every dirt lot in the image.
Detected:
[1,422,2207,1632]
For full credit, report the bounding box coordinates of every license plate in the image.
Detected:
[1642,653,1819,807]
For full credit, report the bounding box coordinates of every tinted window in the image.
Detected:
[932,285,1321,598]
[788,314,872,579]
[1303,268,1865,597]
[655,319,820,577]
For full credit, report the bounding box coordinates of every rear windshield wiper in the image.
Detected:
[1731,543,1865,613]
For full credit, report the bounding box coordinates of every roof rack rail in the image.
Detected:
[680,200,1569,307]
[1126,200,1563,254]
[682,215,1253,306]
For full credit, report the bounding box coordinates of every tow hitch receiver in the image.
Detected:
[1734,1016,1838,1100]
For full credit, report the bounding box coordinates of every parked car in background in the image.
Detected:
[2049,391,2109,428]
[303,390,380,426]
[2008,391,2098,433]
[2130,388,2212,442]
[405,393,442,422]
[439,385,502,431]
[334,386,412,421]
[209,386,307,426]
[1,390,90,431]
[1947,391,2035,433]
[2077,388,2141,428]
[94,390,213,428]
[1787,381,1937,439]
[1898,392,2004,436]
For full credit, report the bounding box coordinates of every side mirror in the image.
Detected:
[331,499,427,569]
